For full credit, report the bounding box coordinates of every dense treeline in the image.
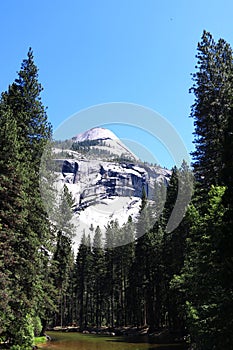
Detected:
[1,30,233,350]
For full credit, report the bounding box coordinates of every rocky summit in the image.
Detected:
[52,127,171,244]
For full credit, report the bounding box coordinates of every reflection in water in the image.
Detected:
[39,332,186,350]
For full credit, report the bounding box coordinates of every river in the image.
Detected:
[38,332,187,350]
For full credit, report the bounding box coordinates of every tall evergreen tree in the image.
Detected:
[0,48,53,347]
[74,233,92,329]
[120,218,135,326]
[130,189,153,327]
[0,107,27,337]
[179,31,233,349]
[190,30,233,192]
[92,226,105,327]
[160,164,192,333]
[2,47,52,164]
[178,186,227,349]
[104,221,120,327]
[50,185,75,327]
[51,230,73,327]
[217,88,233,348]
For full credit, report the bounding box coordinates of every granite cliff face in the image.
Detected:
[58,159,170,208]
[53,128,171,237]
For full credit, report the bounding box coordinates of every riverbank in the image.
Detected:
[47,326,186,344]
[38,331,188,350]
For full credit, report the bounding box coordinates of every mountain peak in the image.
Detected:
[74,127,118,142]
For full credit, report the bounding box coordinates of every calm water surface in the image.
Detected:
[39,332,186,350]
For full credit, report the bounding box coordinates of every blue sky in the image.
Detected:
[1,0,233,168]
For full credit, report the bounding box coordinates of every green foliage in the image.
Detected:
[53,138,73,150]
[50,184,75,327]
[181,30,233,349]
[178,186,229,349]
[92,226,106,327]
[34,336,46,345]
[72,139,102,151]
[190,30,233,193]
[10,314,34,350]
[55,184,75,238]
[0,49,55,347]
[32,316,42,337]
[74,233,93,328]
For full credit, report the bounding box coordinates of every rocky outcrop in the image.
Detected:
[56,158,171,212]
[52,127,171,237]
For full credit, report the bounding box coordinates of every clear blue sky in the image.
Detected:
[1,0,233,168]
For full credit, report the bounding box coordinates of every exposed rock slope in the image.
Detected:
[53,127,171,242]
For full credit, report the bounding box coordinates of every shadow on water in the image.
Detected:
[39,332,187,350]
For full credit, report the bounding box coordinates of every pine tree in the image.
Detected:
[50,185,75,326]
[120,217,135,326]
[160,165,193,333]
[190,30,233,192]
[0,107,27,336]
[2,47,52,165]
[104,221,119,327]
[0,48,53,346]
[51,230,73,327]
[130,189,154,327]
[217,98,233,347]
[74,233,92,329]
[178,187,227,349]
[0,105,39,349]
[180,31,233,349]
[92,226,105,327]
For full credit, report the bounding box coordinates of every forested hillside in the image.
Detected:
[0,31,233,350]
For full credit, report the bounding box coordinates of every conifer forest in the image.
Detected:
[0,31,233,349]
